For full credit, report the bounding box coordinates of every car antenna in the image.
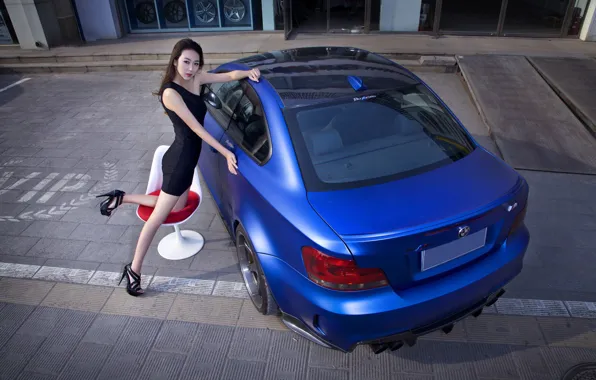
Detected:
[347,76,367,92]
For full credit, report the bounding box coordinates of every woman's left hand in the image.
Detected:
[247,68,260,82]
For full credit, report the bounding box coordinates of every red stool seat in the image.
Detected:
[138,190,200,224]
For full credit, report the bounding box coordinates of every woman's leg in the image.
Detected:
[172,188,189,212]
[98,191,158,215]
[103,188,189,210]
[117,194,158,208]
[107,187,188,211]
[127,191,180,292]
[128,187,190,272]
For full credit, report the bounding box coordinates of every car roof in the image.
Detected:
[230,46,421,108]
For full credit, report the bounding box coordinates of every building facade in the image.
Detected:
[280,0,596,40]
[2,0,83,49]
[1,0,596,50]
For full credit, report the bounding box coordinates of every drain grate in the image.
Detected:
[562,363,596,380]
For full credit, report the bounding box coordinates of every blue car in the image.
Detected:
[198,46,530,354]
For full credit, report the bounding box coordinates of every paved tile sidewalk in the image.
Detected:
[0,71,244,287]
[1,278,596,380]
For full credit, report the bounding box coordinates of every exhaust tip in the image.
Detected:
[404,337,417,347]
[370,340,407,354]
[370,343,388,354]
[486,288,506,307]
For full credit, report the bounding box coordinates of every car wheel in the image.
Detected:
[235,226,279,316]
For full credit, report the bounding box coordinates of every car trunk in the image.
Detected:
[306,148,526,290]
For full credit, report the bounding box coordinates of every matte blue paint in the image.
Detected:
[199,49,530,352]
[258,223,527,350]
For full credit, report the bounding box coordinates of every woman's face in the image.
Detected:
[175,49,201,80]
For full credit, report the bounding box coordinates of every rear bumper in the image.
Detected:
[281,286,506,354]
[356,287,505,354]
[259,225,529,353]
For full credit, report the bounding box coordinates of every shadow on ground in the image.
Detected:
[0,73,26,107]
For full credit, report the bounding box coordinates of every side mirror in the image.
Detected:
[204,91,222,109]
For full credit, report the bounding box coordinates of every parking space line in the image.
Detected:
[0,77,31,93]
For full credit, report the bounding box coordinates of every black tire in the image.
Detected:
[135,2,157,24]
[235,225,279,316]
[163,0,187,23]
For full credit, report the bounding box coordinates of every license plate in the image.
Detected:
[421,228,487,271]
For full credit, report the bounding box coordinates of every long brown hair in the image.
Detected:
[154,38,204,98]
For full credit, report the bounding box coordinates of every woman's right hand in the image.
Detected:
[224,150,238,175]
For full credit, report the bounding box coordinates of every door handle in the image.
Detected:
[224,139,234,150]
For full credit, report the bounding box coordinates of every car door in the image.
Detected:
[199,80,244,210]
[217,81,272,231]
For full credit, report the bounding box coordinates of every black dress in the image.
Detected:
[159,81,207,196]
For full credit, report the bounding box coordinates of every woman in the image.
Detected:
[96,38,260,296]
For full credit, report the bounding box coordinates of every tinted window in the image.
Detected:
[283,84,476,191]
[205,81,243,127]
[226,83,270,163]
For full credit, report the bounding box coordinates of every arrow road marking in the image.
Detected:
[18,211,33,220]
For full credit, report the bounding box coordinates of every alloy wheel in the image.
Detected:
[196,0,216,23]
[223,0,246,22]
[237,235,263,309]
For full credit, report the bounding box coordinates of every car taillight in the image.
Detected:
[509,204,527,234]
[301,247,388,291]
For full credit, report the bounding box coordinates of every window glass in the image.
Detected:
[282,84,476,191]
[227,84,270,163]
[206,80,244,127]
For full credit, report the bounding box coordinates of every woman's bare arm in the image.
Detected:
[197,68,260,84]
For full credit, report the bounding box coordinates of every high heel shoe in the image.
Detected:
[96,189,125,216]
[118,263,144,296]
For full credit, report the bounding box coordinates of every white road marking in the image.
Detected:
[0,159,23,167]
[60,173,90,192]
[32,172,60,191]
[36,191,56,204]
[49,173,75,191]
[0,78,31,93]
[1,165,117,222]
[18,172,59,203]
[0,172,40,196]
[0,172,13,189]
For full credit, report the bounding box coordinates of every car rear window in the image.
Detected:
[282,83,477,191]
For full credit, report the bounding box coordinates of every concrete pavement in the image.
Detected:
[528,57,596,136]
[1,277,596,380]
[457,55,596,175]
